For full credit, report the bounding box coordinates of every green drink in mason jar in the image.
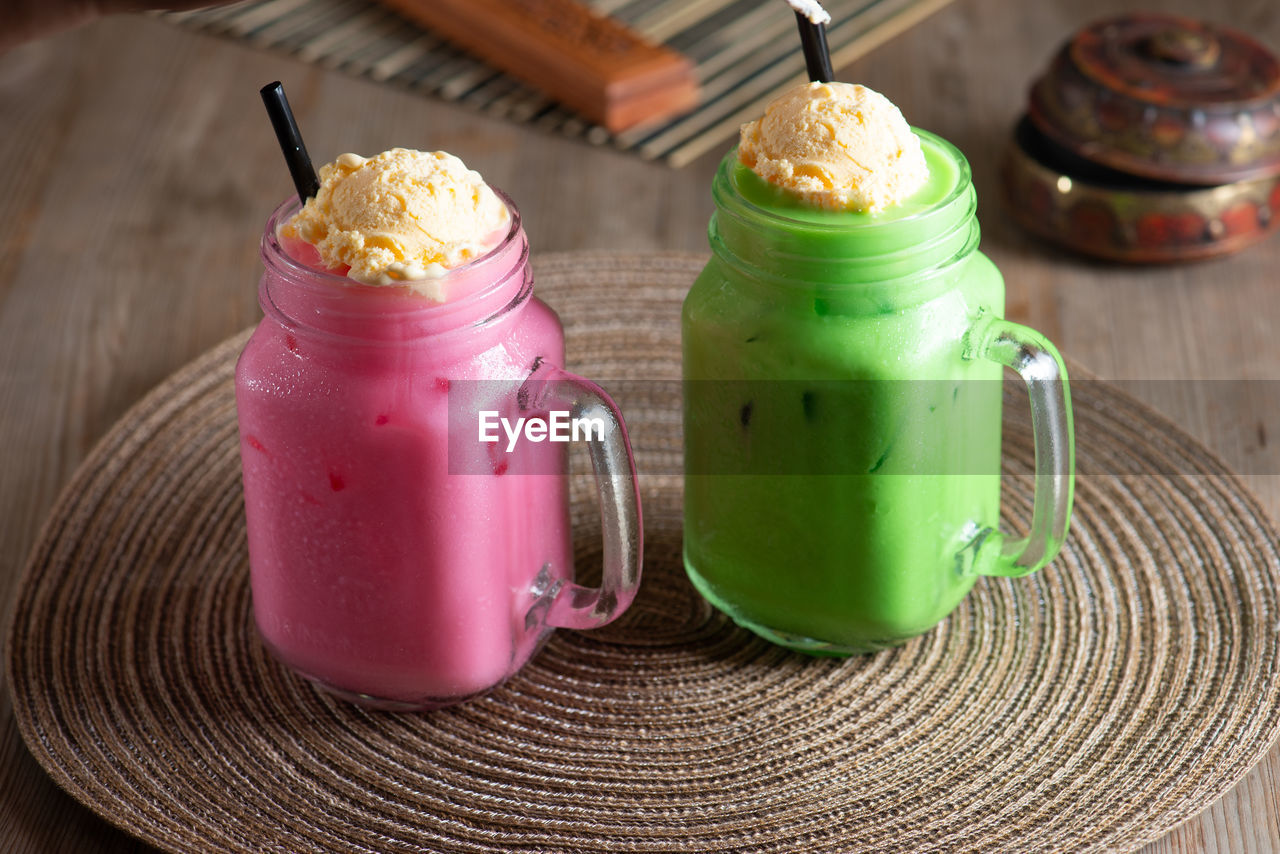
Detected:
[682,81,1074,654]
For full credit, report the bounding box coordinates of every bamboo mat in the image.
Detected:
[154,0,954,166]
[7,252,1280,852]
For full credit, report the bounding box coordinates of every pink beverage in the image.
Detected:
[235,194,642,709]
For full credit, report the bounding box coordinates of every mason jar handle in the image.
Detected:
[963,313,1075,578]
[522,361,643,629]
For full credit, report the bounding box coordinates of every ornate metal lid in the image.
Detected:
[1028,13,1280,184]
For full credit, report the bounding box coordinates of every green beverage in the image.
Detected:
[683,123,1074,655]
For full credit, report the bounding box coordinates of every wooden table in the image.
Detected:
[2,0,1278,850]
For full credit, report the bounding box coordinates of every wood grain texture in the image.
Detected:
[1,0,1279,851]
[377,0,699,132]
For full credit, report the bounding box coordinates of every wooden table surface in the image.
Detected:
[2,0,1279,850]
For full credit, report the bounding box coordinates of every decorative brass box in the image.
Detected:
[1004,13,1280,262]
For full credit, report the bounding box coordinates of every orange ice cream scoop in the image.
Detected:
[738,81,929,213]
[283,148,510,296]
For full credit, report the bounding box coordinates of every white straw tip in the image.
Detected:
[785,0,831,26]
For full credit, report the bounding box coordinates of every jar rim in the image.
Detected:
[708,129,979,294]
[714,129,973,233]
[260,187,524,303]
[257,188,532,342]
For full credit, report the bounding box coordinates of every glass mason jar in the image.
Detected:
[682,132,1074,655]
[236,194,642,709]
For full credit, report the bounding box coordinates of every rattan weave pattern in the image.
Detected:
[7,252,1280,853]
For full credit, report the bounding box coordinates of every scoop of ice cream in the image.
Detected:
[282,148,510,293]
[738,81,928,213]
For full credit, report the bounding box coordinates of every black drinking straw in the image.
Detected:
[794,10,834,83]
[260,81,321,203]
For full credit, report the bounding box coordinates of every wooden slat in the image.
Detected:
[224,0,317,36]
[367,32,440,80]
[296,7,389,63]
[379,0,699,133]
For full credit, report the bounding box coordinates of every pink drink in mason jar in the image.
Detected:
[235,150,641,709]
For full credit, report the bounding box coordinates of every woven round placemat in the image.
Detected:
[7,251,1280,853]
